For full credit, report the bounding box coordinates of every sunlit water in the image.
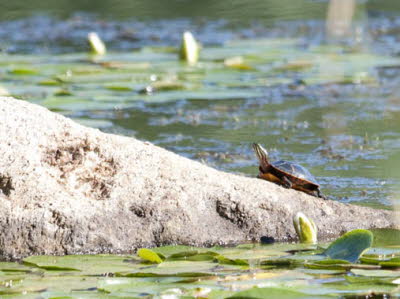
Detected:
[1,1,400,297]
[1,1,400,210]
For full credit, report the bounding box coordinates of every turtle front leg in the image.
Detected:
[281,176,293,189]
[315,189,327,200]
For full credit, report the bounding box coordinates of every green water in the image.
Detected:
[1,37,400,207]
[1,1,399,207]
[1,0,400,297]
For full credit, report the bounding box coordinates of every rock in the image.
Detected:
[0,97,398,260]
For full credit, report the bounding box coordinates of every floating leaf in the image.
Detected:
[137,248,165,264]
[275,60,313,72]
[224,56,253,70]
[38,79,61,86]
[116,271,210,278]
[370,229,400,247]
[0,262,33,273]
[323,229,373,263]
[104,85,133,91]
[215,255,249,266]
[22,254,136,275]
[379,257,400,268]
[167,251,217,261]
[151,245,199,257]
[313,259,351,265]
[228,286,325,299]
[351,268,400,277]
[304,259,380,271]
[9,68,38,75]
[54,89,72,96]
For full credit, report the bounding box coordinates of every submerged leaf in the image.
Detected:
[323,229,373,263]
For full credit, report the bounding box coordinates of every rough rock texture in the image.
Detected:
[0,97,398,260]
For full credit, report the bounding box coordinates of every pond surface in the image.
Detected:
[1,1,400,297]
[2,5,400,207]
[0,229,399,298]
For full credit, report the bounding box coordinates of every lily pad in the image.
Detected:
[227,286,330,299]
[351,268,400,277]
[370,228,400,247]
[9,68,38,75]
[215,255,249,266]
[22,255,138,275]
[379,257,400,268]
[323,229,373,263]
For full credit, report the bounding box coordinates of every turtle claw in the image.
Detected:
[316,190,327,200]
[282,176,293,189]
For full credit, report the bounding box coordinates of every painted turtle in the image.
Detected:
[253,143,326,199]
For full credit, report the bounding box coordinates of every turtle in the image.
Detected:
[252,143,326,199]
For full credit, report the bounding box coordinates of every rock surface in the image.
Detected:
[0,97,398,260]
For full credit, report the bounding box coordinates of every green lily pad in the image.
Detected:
[370,229,400,247]
[323,229,373,263]
[54,89,73,96]
[167,251,218,261]
[104,84,133,91]
[379,257,400,268]
[37,79,62,86]
[351,268,400,277]
[305,261,380,271]
[228,286,330,299]
[151,245,200,256]
[22,255,138,275]
[215,255,249,266]
[9,68,38,75]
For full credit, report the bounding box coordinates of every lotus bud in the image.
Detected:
[179,31,200,65]
[293,212,318,244]
[88,32,106,55]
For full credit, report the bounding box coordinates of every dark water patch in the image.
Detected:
[0,6,399,55]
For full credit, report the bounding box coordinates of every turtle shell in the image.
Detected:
[271,160,319,186]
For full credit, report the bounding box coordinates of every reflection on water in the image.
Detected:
[0,1,400,209]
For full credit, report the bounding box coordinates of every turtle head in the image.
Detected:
[252,143,270,172]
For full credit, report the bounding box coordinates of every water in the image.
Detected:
[1,1,400,297]
[1,1,400,208]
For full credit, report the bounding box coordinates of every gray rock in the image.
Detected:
[0,97,398,260]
